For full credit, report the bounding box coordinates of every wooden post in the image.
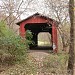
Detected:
[52,22,58,53]
[20,23,26,37]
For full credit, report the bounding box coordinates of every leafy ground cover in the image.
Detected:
[42,53,69,74]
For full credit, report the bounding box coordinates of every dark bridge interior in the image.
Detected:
[25,23,53,50]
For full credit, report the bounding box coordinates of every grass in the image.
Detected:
[0,51,70,75]
[42,52,69,74]
[0,54,37,75]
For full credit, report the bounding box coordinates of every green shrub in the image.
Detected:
[0,20,28,65]
[0,36,28,64]
[0,20,37,74]
[0,20,7,36]
[0,20,14,37]
[25,30,35,46]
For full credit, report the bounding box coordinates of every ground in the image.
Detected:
[29,50,49,75]
[29,50,75,75]
[0,49,75,75]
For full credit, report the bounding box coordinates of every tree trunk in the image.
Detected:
[67,0,74,75]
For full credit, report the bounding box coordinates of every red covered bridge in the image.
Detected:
[16,13,58,53]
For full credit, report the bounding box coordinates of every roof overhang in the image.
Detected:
[16,12,59,26]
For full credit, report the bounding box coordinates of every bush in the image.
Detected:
[25,30,35,46]
[0,21,37,74]
[0,20,28,65]
[0,20,14,37]
[0,35,29,65]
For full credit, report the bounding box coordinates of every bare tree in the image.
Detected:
[44,0,70,51]
[0,0,33,29]
[67,0,74,75]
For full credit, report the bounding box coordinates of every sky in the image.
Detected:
[0,0,69,22]
[0,0,46,19]
[20,0,47,19]
[20,0,69,22]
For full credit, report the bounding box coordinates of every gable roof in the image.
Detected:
[16,12,58,25]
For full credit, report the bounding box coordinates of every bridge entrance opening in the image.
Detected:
[25,23,53,50]
[38,32,52,47]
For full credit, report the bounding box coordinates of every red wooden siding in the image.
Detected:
[17,13,58,52]
[19,16,52,37]
[52,22,58,52]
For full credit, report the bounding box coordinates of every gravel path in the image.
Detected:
[29,50,49,60]
[29,50,49,75]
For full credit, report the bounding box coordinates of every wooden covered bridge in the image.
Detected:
[16,13,58,53]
